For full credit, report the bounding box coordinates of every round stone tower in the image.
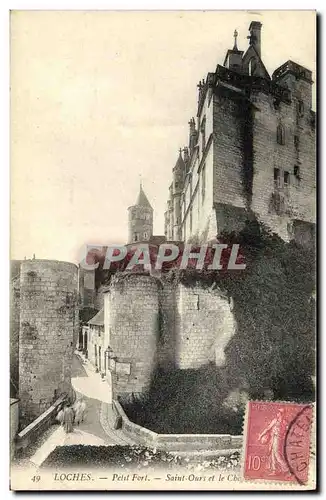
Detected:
[128,183,153,243]
[108,274,159,400]
[19,260,78,425]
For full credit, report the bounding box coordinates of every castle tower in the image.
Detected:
[19,260,78,425]
[172,150,186,241]
[128,183,153,243]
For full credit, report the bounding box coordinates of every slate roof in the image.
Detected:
[135,184,152,209]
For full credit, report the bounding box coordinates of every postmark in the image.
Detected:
[243,401,313,484]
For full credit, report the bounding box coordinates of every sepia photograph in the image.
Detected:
[9,9,316,491]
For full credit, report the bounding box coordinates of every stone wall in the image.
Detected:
[106,274,236,397]
[19,260,78,425]
[213,91,246,214]
[88,325,106,374]
[112,399,242,452]
[157,282,179,370]
[109,274,159,398]
[175,284,236,369]
[79,267,96,308]
[251,84,315,241]
[10,275,20,397]
[94,285,105,310]
[10,398,19,459]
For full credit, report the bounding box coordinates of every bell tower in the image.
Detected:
[128,183,153,243]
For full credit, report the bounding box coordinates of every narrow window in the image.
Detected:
[143,232,148,239]
[294,165,300,179]
[248,58,256,76]
[294,165,301,186]
[274,168,280,187]
[284,171,290,185]
[277,124,285,145]
[298,100,305,117]
[294,135,299,148]
[134,233,138,241]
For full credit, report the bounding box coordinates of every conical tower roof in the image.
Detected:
[135,183,153,209]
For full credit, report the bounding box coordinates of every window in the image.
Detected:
[284,171,290,186]
[276,124,285,145]
[298,100,305,117]
[294,165,300,179]
[294,165,301,186]
[274,168,280,187]
[144,214,150,221]
[201,164,206,203]
[134,233,138,241]
[248,58,256,76]
[143,232,148,239]
[294,135,299,148]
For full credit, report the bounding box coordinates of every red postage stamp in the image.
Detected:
[243,401,313,484]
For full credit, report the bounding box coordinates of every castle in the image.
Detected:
[11,20,316,430]
[164,22,315,247]
[81,21,315,403]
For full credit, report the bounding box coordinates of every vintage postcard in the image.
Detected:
[10,10,316,491]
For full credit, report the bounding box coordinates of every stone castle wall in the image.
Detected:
[109,274,159,399]
[175,284,236,369]
[19,260,78,425]
[10,276,20,398]
[106,274,235,399]
[251,84,315,241]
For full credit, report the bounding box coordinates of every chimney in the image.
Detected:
[248,21,262,57]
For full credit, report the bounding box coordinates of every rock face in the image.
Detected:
[18,260,78,425]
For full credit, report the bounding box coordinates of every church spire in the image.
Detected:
[135,183,153,209]
[233,29,238,50]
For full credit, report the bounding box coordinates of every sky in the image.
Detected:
[10,10,316,264]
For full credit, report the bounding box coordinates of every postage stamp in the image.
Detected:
[243,401,314,485]
[9,9,316,492]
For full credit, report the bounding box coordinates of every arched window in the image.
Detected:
[248,58,256,76]
[276,124,285,145]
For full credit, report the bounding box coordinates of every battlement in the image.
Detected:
[272,60,313,83]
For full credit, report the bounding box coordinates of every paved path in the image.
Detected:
[28,354,133,468]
